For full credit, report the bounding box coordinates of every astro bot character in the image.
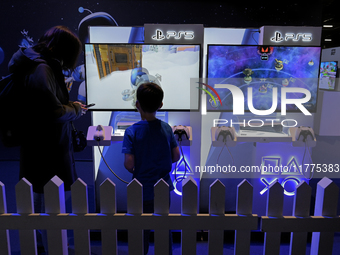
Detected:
[122,67,162,106]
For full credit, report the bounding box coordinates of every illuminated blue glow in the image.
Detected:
[259,155,306,196]
[282,177,301,196]
[172,155,192,176]
[172,154,192,196]
[285,157,301,175]
[173,180,182,196]
[260,178,277,195]
[261,156,281,175]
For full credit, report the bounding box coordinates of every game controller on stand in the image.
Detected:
[290,126,316,147]
[87,125,113,146]
[211,126,237,147]
[172,125,192,146]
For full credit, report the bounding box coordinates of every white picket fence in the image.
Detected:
[0,176,339,255]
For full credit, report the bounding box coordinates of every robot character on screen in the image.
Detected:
[243,68,254,84]
[121,65,162,106]
[275,59,284,71]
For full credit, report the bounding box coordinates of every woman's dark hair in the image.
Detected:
[137,82,164,113]
[33,26,82,70]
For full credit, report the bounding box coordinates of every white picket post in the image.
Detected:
[154,179,170,255]
[16,178,37,255]
[0,181,6,213]
[4,176,340,255]
[100,178,116,214]
[263,180,283,255]
[71,178,90,255]
[289,181,311,255]
[181,177,197,215]
[208,179,225,255]
[100,178,118,255]
[310,177,339,255]
[181,177,197,255]
[209,179,225,216]
[44,176,68,255]
[127,179,143,255]
[127,179,143,215]
[0,181,11,255]
[235,179,253,255]
[154,179,169,215]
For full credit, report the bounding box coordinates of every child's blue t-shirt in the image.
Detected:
[122,118,178,201]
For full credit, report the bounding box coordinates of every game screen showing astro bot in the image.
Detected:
[206,45,321,112]
[319,61,338,90]
[85,43,201,111]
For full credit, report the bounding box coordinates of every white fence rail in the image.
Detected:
[0,176,339,255]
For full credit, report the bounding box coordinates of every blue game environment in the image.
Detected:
[206,45,321,112]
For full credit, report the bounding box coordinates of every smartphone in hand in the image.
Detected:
[85,103,95,108]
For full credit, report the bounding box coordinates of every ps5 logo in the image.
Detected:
[270,31,312,43]
[152,29,194,41]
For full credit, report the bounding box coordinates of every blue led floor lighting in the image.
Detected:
[172,155,192,196]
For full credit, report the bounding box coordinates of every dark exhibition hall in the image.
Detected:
[0,1,340,254]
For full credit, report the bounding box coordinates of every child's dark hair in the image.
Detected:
[33,25,82,70]
[137,82,163,113]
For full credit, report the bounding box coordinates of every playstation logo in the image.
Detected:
[152,29,195,41]
[271,31,284,42]
[152,29,165,41]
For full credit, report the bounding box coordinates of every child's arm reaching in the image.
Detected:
[172,146,180,163]
[124,154,135,173]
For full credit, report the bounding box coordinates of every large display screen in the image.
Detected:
[85,43,201,111]
[206,45,321,112]
[319,61,338,90]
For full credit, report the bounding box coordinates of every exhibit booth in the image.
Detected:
[83,24,336,216]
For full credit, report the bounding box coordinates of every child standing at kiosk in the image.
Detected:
[122,82,180,254]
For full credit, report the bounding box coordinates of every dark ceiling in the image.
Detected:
[321,0,340,48]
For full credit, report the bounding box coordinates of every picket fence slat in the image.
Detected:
[154,179,170,255]
[15,178,36,255]
[154,179,169,215]
[100,178,117,255]
[208,179,225,255]
[71,179,90,255]
[181,177,198,255]
[0,181,6,214]
[0,181,10,255]
[127,179,143,255]
[45,176,68,255]
[235,179,254,255]
[0,176,339,255]
[0,230,10,255]
[311,177,339,255]
[127,179,143,215]
[263,180,284,255]
[289,181,311,255]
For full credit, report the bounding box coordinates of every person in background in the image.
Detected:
[8,25,87,254]
[122,82,180,255]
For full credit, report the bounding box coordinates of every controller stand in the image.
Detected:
[290,127,317,147]
[211,126,237,147]
[172,125,192,146]
[87,125,113,146]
